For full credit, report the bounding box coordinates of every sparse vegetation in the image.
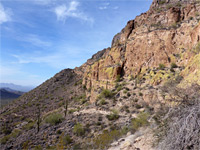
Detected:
[99,89,114,99]
[158,0,166,5]
[99,98,106,105]
[0,129,21,145]
[115,74,121,82]
[63,135,73,145]
[158,64,165,70]
[45,113,63,125]
[73,123,84,136]
[106,109,119,121]
[92,127,128,149]
[170,62,177,69]
[130,112,149,133]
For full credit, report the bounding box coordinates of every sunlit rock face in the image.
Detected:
[82,0,200,102]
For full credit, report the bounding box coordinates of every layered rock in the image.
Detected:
[82,0,200,102]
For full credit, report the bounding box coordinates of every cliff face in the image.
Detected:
[82,0,200,102]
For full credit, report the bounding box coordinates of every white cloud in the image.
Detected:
[98,2,110,10]
[0,3,12,24]
[54,1,93,23]
[16,34,51,47]
[99,6,107,10]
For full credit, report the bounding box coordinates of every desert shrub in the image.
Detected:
[56,130,62,134]
[123,89,128,94]
[99,98,106,105]
[0,135,9,144]
[175,2,181,7]
[106,109,119,121]
[130,112,149,133]
[116,84,123,92]
[158,100,200,150]
[73,123,84,136]
[92,129,125,149]
[115,75,121,82]
[74,79,82,86]
[23,121,35,130]
[80,98,87,104]
[45,113,63,125]
[34,145,42,150]
[68,109,77,114]
[99,89,114,98]
[139,92,143,96]
[158,64,165,70]
[127,92,131,97]
[0,129,21,144]
[170,62,177,69]
[135,104,142,109]
[1,125,12,135]
[23,141,29,149]
[159,0,166,5]
[166,4,173,9]
[63,135,73,145]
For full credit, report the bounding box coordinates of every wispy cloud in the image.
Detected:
[0,3,12,24]
[16,34,52,47]
[54,1,93,23]
[99,2,110,10]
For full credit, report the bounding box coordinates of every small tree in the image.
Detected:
[36,104,41,133]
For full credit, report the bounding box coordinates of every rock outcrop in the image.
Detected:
[82,0,200,102]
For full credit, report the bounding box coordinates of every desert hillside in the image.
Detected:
[1,0,200,149]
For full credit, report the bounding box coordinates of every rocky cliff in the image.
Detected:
[1,0,200,149]
[83,0,200,102]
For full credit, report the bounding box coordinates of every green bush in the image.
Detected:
[123,89,128,94]
[158,64,165,70]
[23,121,35,130]
[106,109,119,121]
[73,123,84,136]
[170,63,178,69]
[0,129,21,145]
[45,113,63,125]
[93,127,129,149]
[99,98,106,105]
[139,92,143,96]
[159,0,166,5]
[99,89,114,98]
[68,109,77,114]
[63,135,73,145]
[131,112,149,132]
[115,75,121,82]
[116,84,123,92]
[34,145,42,150]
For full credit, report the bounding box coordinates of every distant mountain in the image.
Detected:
[0,83,34,92]
[0,88,24,106]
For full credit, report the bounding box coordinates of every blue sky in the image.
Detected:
[0,0,152,86]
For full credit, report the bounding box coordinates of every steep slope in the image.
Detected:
[1,0,200,149]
